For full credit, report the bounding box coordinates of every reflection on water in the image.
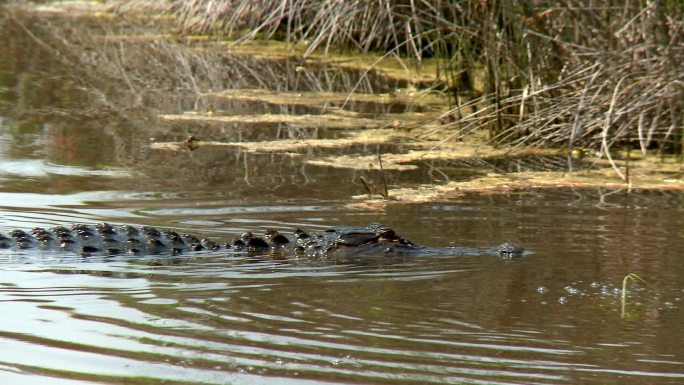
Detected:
[0,5,683,385]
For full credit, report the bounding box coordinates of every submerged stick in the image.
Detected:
[378,153,388,198]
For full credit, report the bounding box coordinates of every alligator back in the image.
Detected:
[0,223,524,260]
[0,223,216,256]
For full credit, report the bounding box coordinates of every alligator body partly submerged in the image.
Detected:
[0,223,525,261]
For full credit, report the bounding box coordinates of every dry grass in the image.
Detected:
[117,0,451,59]
[118,0,684,169]
[435,1,684,155]
[12,1,684,176]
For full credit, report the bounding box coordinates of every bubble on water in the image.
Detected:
[564,286,580,295]
[540,301,548,305]
[664,302,675,310]
[558,296,568,305]
[590,281,600,288]
[537,286,549,294]
[600,285,618,297]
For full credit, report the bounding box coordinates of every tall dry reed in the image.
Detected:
[115,0,684,164]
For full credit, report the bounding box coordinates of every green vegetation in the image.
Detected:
[621,273,652,319]
[123,0,684,170]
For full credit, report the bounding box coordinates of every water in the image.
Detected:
[0,5,683,385]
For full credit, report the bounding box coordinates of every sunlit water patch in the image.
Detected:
[0,159,131,178]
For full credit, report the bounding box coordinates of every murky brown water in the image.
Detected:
[0,5,683,385]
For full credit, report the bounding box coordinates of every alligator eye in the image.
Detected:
[379,228,396,238]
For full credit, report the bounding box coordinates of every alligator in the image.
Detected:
[0,223,525,261]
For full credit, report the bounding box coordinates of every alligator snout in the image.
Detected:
[495,242,526,258]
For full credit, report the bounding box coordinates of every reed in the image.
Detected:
[113,1,684,159]
[439,1,684,165]
[621,273,652,319]
[117,0,451,58]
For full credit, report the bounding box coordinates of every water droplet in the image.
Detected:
[590,281,600,288]
[537,286,548,294]
[558,296,568,304]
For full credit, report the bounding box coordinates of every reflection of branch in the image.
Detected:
[8,12,74,67]
[113,40,141,105]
